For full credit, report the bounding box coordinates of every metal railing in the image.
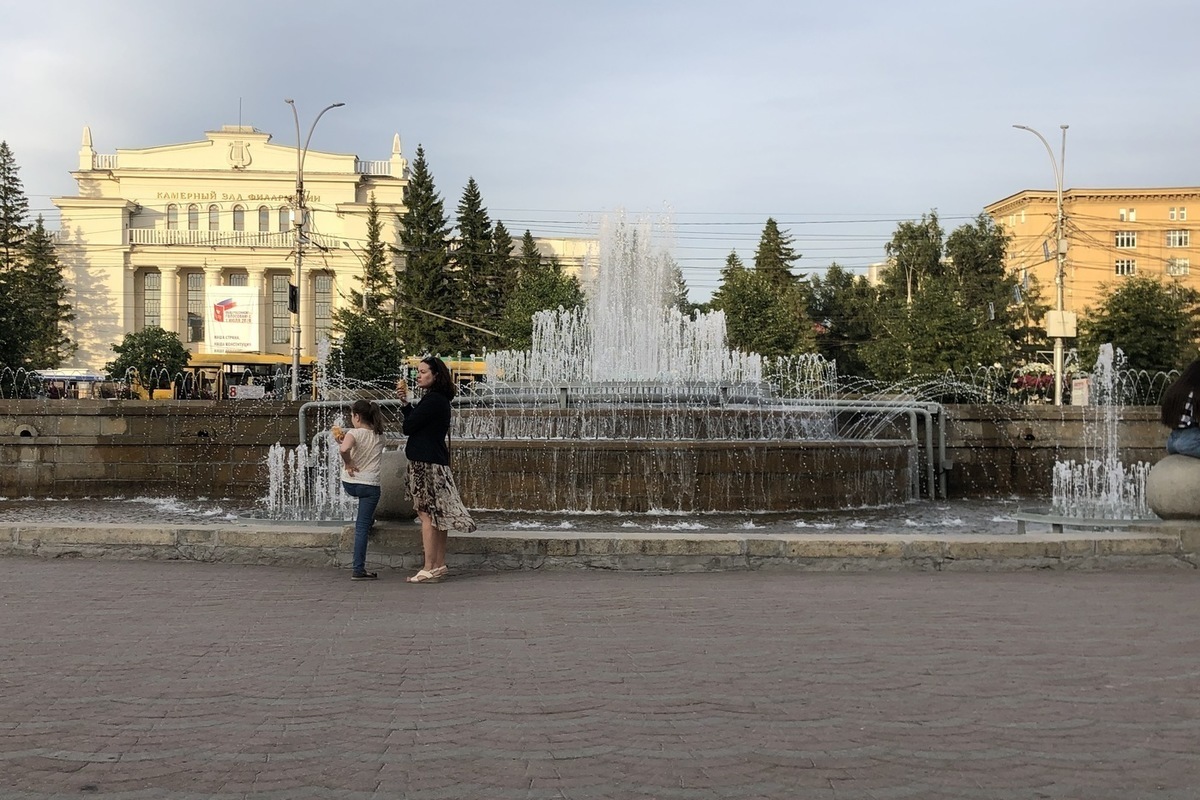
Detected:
[354,159,391,176]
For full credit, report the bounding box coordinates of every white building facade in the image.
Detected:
[53,124,410,371]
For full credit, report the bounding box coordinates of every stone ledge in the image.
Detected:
[0,524,1195,572]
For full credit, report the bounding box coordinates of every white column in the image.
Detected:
[161,266,180,338]
[202,265,222,353]
[248,266,267,353]
[301,270,315,358]
[123,266,137,334]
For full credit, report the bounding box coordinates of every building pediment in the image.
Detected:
[108,125,357,176]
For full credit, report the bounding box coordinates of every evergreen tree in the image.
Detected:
[396,145,454,355]
[753,218,803,290]
[517,230,543,279]
[352,194,395,322]
[0,142,32,369]
[19,216,75,368]
[0,141,29,272]
[333,194,401,382]
[710,250,815,358]
[665,256,693,316]
[807,263,877,378]
[450,177,495,352]
[489,219,517,336]
[1078,275,1199,373]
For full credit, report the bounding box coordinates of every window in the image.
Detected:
[208,204,219,232]
[232,205,245,232]
[188,204,199,230]
[279,207,291,232]
[186,272,204,343]
[1170,206,1188,221]
[1166,229,1190,248]
[166,204,178,230]
[314,274,332,344]
[272,275,291,344]
[1115,259,1137,276]
[1168,258,1191,277]
[258,205,270,232]
[144,271,161,328]
[1115,231,1137,249]
[228,272,248,287]
[1119,208,1136,222]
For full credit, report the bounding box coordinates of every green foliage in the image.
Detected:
[861,274,1012,382]
[711,258,815,358]
[498,232,585,349]
[0,141,29,272]
[1078,276,1200,372]
[753,218,803,290]
[105,327,190,391]
[0,141,31,369]
[863,211,1026,380]
[807,263,876,377]
[491,219,517,307]
[18,216,76,368]
[880,211,943,303]
[329,314,403,386]
[450,178,502,352]
[664,256,693,316]
[396,145,454,355]
[348,194,395,324]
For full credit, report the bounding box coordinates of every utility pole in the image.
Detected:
[285,99,344,401]
[1014,123,1071,406]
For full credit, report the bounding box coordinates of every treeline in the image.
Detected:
[3,136,1197,382]
[330,145,585,383]
[704,210,1199,378]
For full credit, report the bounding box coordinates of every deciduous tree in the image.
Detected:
[1078,275,1199,372]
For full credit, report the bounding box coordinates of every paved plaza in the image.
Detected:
[1,558,1198,799]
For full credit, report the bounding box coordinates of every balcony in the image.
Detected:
[92,154,391,175]
[128,229,343,249]
[355,160,391,176]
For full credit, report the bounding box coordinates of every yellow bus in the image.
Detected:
[179,354,318,400]
[402,355,488,390]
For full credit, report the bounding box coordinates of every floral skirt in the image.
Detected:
[405,460,478,533]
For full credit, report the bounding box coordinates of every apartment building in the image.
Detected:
[985,187,1200,317]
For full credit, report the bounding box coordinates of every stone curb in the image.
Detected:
[1,522,1197,572]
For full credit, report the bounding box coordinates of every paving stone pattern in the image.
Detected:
[2,558,1199,799]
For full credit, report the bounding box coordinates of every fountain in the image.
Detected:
[1049,344,1153,520]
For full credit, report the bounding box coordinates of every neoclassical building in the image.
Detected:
[53,124,595,372]
[54,124,410,371]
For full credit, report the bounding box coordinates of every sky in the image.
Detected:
[2,0,1199,301]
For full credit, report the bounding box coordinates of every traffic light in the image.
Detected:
[288,284,298,314]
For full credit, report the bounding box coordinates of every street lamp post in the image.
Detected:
[286,98,344,401]
[1013,123,1070,406]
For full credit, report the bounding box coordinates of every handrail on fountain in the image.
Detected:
[299,391,948,501]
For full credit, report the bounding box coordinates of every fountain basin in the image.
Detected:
[452,439,915,512]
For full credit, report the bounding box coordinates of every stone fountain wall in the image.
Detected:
[0,400,1171,503]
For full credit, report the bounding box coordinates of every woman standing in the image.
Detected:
[397,356,477,583]
[1162,358,1200,458]
[335,399,385,580]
